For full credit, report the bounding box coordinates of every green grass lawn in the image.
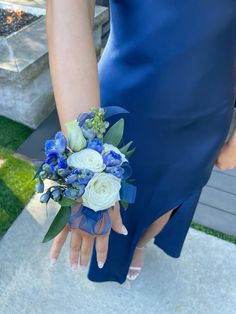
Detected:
[191,222,236,244]
[0,116,36,238]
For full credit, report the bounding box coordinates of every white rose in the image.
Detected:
[67,148,106,172]
[82,172,121,211]
[102,143,128,164]
[65,119,87,152]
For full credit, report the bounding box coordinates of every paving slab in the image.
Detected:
[0,187,236,314]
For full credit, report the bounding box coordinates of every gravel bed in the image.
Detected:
[0,8,42,36]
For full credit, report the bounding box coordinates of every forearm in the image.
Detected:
[46,0,100,135]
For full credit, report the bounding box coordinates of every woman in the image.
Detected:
[46,0,236,283]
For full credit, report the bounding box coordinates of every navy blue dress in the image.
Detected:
[88,0,236,283]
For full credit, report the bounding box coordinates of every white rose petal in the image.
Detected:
[102,143,128,164]
[82,172,121,211]
[67,148,106,172]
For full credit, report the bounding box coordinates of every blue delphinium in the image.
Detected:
[65,168,94,186]
[45,131,67,155]
[102,150,122,167]
[51,187,62,202]
[43,132,69,179]
[87,138,103,153]
[40,189,51,203]
[105,165,125,179]
[64,186,85,199]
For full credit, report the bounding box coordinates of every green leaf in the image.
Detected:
[119,141,133,154]
[42,206,71,243]
[58,196,80,207]
[125,147,136,158]
[103,118,124,147]
[120,199,129,210]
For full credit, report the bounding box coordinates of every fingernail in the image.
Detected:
[98,261,104,269]
[122,225,128,235]
[50,258,57,266]
[71,263,78,271]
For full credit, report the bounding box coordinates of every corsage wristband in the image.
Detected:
[34,105,137,242]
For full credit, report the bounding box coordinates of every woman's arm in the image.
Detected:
[45,1,127,270]
[46,0,99,135]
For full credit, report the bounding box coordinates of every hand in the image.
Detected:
[214,140,236,170]
[49,201,128,270]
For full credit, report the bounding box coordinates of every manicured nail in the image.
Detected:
[71,263,78,271]
[50,258,57,266]
[122,225,128,235]
[98,261,104,269]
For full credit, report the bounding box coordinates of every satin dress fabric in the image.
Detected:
[87,0,236,284]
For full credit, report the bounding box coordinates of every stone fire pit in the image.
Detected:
[0,2,109,129]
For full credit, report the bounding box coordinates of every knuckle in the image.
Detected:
[81,247,90,256]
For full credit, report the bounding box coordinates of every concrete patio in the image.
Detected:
[0,189,235,314]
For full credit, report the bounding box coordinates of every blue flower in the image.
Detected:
[57,168,69,177]
[40,190,51,203]
[87,138,103,153]
[45,153,58,166]
[58,156,68,169]
[77,168,94,185]
[65,173,78,184]
[45,131,67,155]
[51,188,62,202]
[102,151,122,167]
[64,186,85,199]
[105,165,125,178]
[42,163,54,174]
[77,112,95,127]
[55,132,67,153]
[36,177,44,193]
[81,126,97,140]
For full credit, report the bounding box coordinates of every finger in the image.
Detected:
[70,229,82,269]
[95,234,109,269]
[50,223,70,265]
[110,202,128,235]
[79,234,94,269]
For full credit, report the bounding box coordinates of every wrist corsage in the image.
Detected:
[34,106,137,242]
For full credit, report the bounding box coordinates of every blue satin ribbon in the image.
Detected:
[120,182,137,203]
[68,204,111,236]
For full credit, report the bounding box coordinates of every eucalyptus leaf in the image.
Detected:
[42,206,71,243]
[103,118,124,147]
[125,147,136,158]
[119,141,133,154]
[103,106,129,119]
